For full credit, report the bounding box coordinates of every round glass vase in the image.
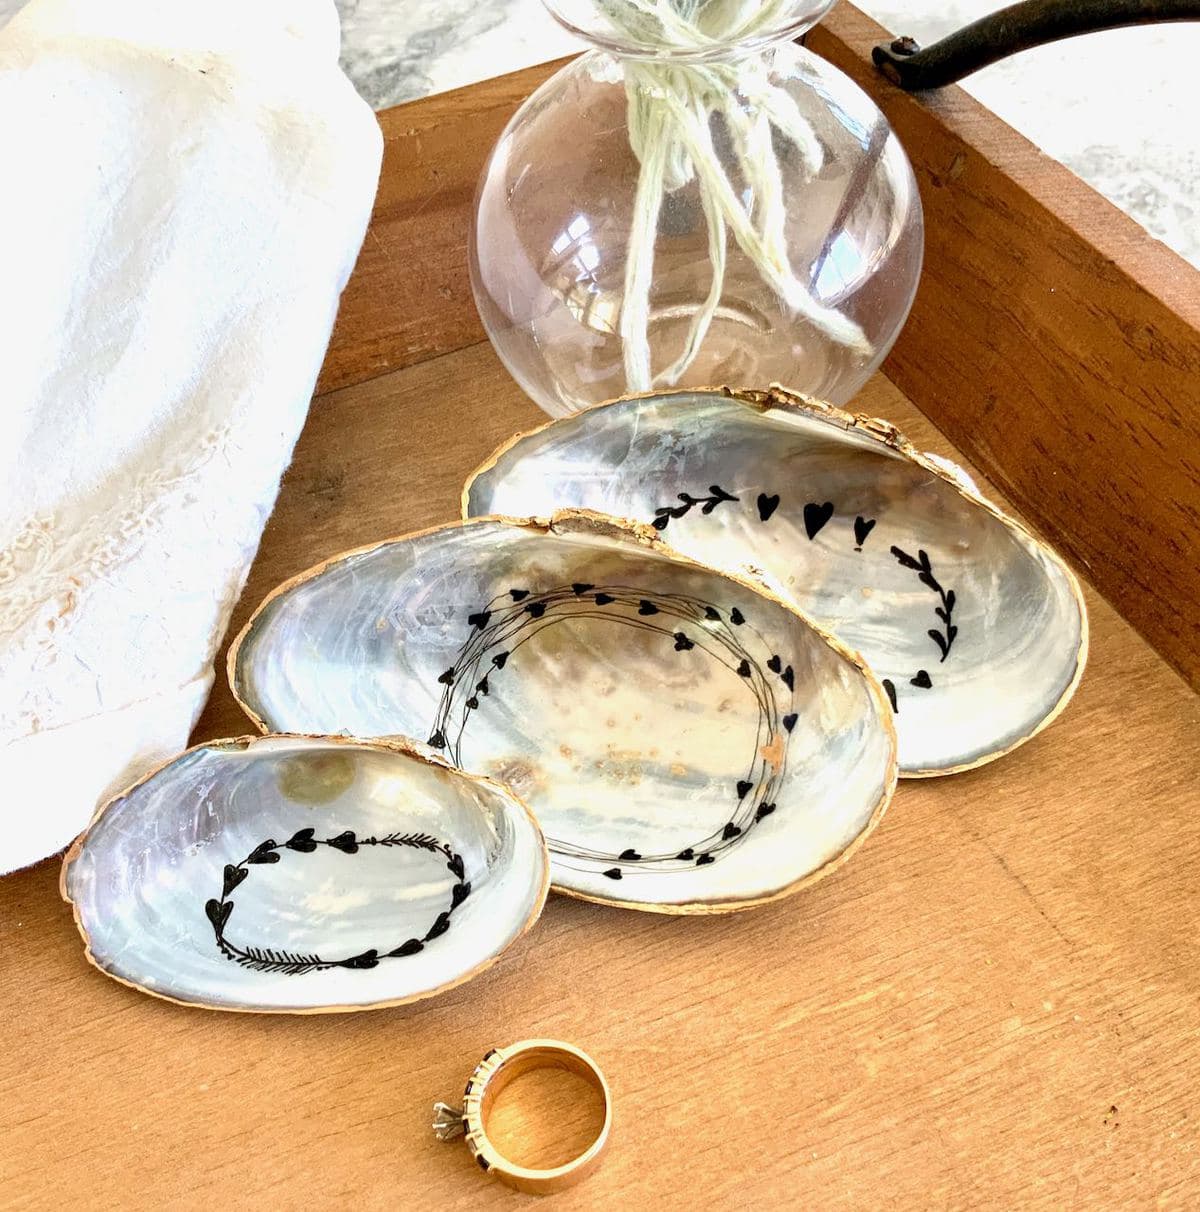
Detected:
[470,0,924,418]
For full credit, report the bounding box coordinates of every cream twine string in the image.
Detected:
[597,0,873,390]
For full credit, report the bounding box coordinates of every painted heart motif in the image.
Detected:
[425,912,452,940]
[782,713,798,732]
[467,610,491,629]
[427,729,446,748]
[757,492,780,522]
[437,667,455,685]
[736,779,753,798]
[673,632,695,651]
[328,831,358,854]
[638,600,659,615]
[247,840,279,865]
[594,593,615,606]
[729,608,746,625]
[389,939,424,958]
[881,678,898,712]
[285,828,317,853]
[736,659,751,678]
[447,854,466,880]
[572,582,594,595]
[509,588,529,601]
[696,854,715,866]
[339,949,379,970]
[492,652,508,669]
[767,654,782,673]
[619,848,642,861]
[222,864,249,896]
[205,898,233,932]
[722,822,742,840]
[781,665,795,691]
[603,867,623,880]
[854,516,876,548]
[803,501,834,540]
[524,601,547,618]
[704,605,721,621]
[911,669,933,688]
[450,882,472,909]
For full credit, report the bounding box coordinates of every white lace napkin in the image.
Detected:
[0,0,382,872]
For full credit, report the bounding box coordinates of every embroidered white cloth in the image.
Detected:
[0,0,382,873]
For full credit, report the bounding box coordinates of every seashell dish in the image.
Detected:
[463,388,1088,776]
[229,512,898,913]
[62,734,549,1013]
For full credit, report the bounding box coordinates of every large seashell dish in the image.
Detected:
[464,389,1088,776]
[62,735,549,1013]
[230,513,897,913]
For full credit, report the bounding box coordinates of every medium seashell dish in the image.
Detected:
[229,512,898,913]
[463,388,1088,776]
[62,734,549,1013]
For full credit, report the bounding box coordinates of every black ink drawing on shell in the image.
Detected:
[757,492,780,522]
[803,501,834,540]
[890,545,958,662]
[651,484,739,531]
[427,583,797,880]
[853,516,876,550]
[204,831,469,974]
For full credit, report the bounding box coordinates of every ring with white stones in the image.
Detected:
[432,1039,611,1195]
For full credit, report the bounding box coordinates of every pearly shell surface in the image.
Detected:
[464,391,1087,775]
[230,514,897,912]
[62,735,548,1012]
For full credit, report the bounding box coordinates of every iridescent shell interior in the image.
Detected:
[62,736,547,1012]
[464,392,1087,775]
[231,515,896,911]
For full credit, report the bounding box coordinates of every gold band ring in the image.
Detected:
[433,1039,611,1195]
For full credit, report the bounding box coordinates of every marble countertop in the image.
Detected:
[2,0,1195,268]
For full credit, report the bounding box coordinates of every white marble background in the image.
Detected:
[2,0,1195,267]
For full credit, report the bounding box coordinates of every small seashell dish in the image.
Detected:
[463,388,1088,776]
[229,512,898,913]
[62,734,549,1013]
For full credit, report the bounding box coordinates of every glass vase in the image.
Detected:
[470,0,924,418]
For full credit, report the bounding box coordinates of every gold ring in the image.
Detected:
[432,1039,611,1194]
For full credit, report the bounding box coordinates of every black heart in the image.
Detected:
[603,868,623,880]
[638,600,659,615]
[390,939,424,958]
[525,602,547,618]
[222,864,248,896]
[447,854,465,880]
[437,667,455,685]
[803,501,834,540]
[676,848,695,861]
[572,583,594,595]
[882,678,899,713]
[782,713,798,733]
[696,854,715,866]
[619,848,642,861]
[594,593,615,606]
[492,652,509,669]
[652,515,670,531]
[854,516,876,548]
[285,827,317,853]
[247,840,279,865]
[509,588,529,601]
[328,831,358,854]
[782,665,795,691]
[466,696,479,710]
[467,610,491,629]
[737,659,751,678]
[756,802,777,821]
[339,949,379,970]
[427,729,446,749]
[767,654,782,673]
[722,822,742,841]
[730,608,746,626]
[451,881,472,909]
[757,493,780,522]
[476,677,489,696]
[911,669,933,689]
[736,779,753,798]
[674,632,694,651]
[425,912,452,941]
[704,606,721,621]
[205,898,233,933]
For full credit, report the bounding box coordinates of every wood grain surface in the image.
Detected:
[2,342,1198,1210]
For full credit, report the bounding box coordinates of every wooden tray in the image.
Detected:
[3,7,1198,1208]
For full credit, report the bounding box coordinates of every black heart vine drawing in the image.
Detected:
[204,830,469,974]
[645,486,961,712]
[427,582,797,879]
